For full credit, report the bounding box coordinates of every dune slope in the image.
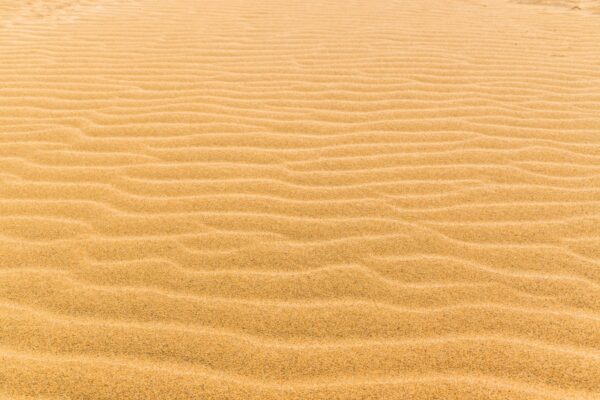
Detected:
[1,0,600,399]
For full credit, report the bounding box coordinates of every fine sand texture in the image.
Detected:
[2,0,600,399]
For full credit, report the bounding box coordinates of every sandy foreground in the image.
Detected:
[1,0,600,399]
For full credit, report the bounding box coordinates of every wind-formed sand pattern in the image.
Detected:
[1,0,600,399]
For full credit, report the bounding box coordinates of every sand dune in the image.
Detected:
[1,0,600,399]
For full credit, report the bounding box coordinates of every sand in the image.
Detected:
[1,0,600,399]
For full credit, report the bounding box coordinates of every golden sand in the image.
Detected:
[1,0,600,399]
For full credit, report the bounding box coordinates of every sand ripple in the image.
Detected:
[1,0,600,398]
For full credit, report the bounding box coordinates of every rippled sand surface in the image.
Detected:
[1,0,600,399]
